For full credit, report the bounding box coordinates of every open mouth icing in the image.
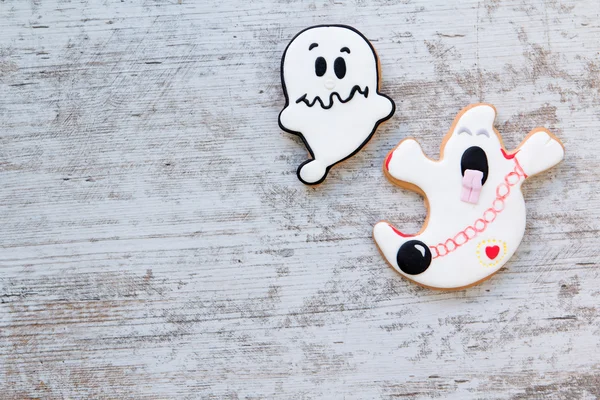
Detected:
[295,85,369,110]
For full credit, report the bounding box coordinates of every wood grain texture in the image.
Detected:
[0,1,599,399]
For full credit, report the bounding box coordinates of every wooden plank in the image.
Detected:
[0,0,598,398]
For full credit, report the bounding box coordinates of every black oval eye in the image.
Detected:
[461,146,489,185]
[334,57,346,79]
[315,57,326,77]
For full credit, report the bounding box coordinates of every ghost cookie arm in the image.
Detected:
[384,138,438,187]
[515,129,565,178]
[278,105,304,134]
[374,93,395,121]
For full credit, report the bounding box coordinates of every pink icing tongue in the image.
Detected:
[461,169,484,204]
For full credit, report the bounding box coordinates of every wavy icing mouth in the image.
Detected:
[295,85,369,110]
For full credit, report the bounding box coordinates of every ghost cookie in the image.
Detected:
[374,104,564,290]
[279,25,395,185]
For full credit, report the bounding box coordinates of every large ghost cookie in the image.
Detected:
[374,104,565,290]
[279,25,395,185]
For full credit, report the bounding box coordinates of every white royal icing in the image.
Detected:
[279,25,395,185]
[374,104,564,289]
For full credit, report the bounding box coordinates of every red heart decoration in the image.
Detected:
[485,245,500,260]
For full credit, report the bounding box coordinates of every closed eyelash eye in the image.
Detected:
[477,129,490,137]
[457,127,472,135]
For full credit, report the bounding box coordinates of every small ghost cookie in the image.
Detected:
[374,104,565,290]
[279,25,395,185]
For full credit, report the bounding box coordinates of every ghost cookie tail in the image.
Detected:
[297,159,328,185]
[373,221,432,276]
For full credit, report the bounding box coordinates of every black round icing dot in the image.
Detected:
[334,57,346,79]
[315,57,326,77]
[396,240,432,275]
[461,146,489,185]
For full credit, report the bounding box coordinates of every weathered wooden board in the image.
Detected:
[1,0,599,399]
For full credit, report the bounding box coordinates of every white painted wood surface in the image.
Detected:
[1,1,599,398]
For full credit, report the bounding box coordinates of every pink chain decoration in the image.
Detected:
[430,159,527,260]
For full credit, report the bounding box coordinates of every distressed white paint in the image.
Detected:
[0,0,599,399]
